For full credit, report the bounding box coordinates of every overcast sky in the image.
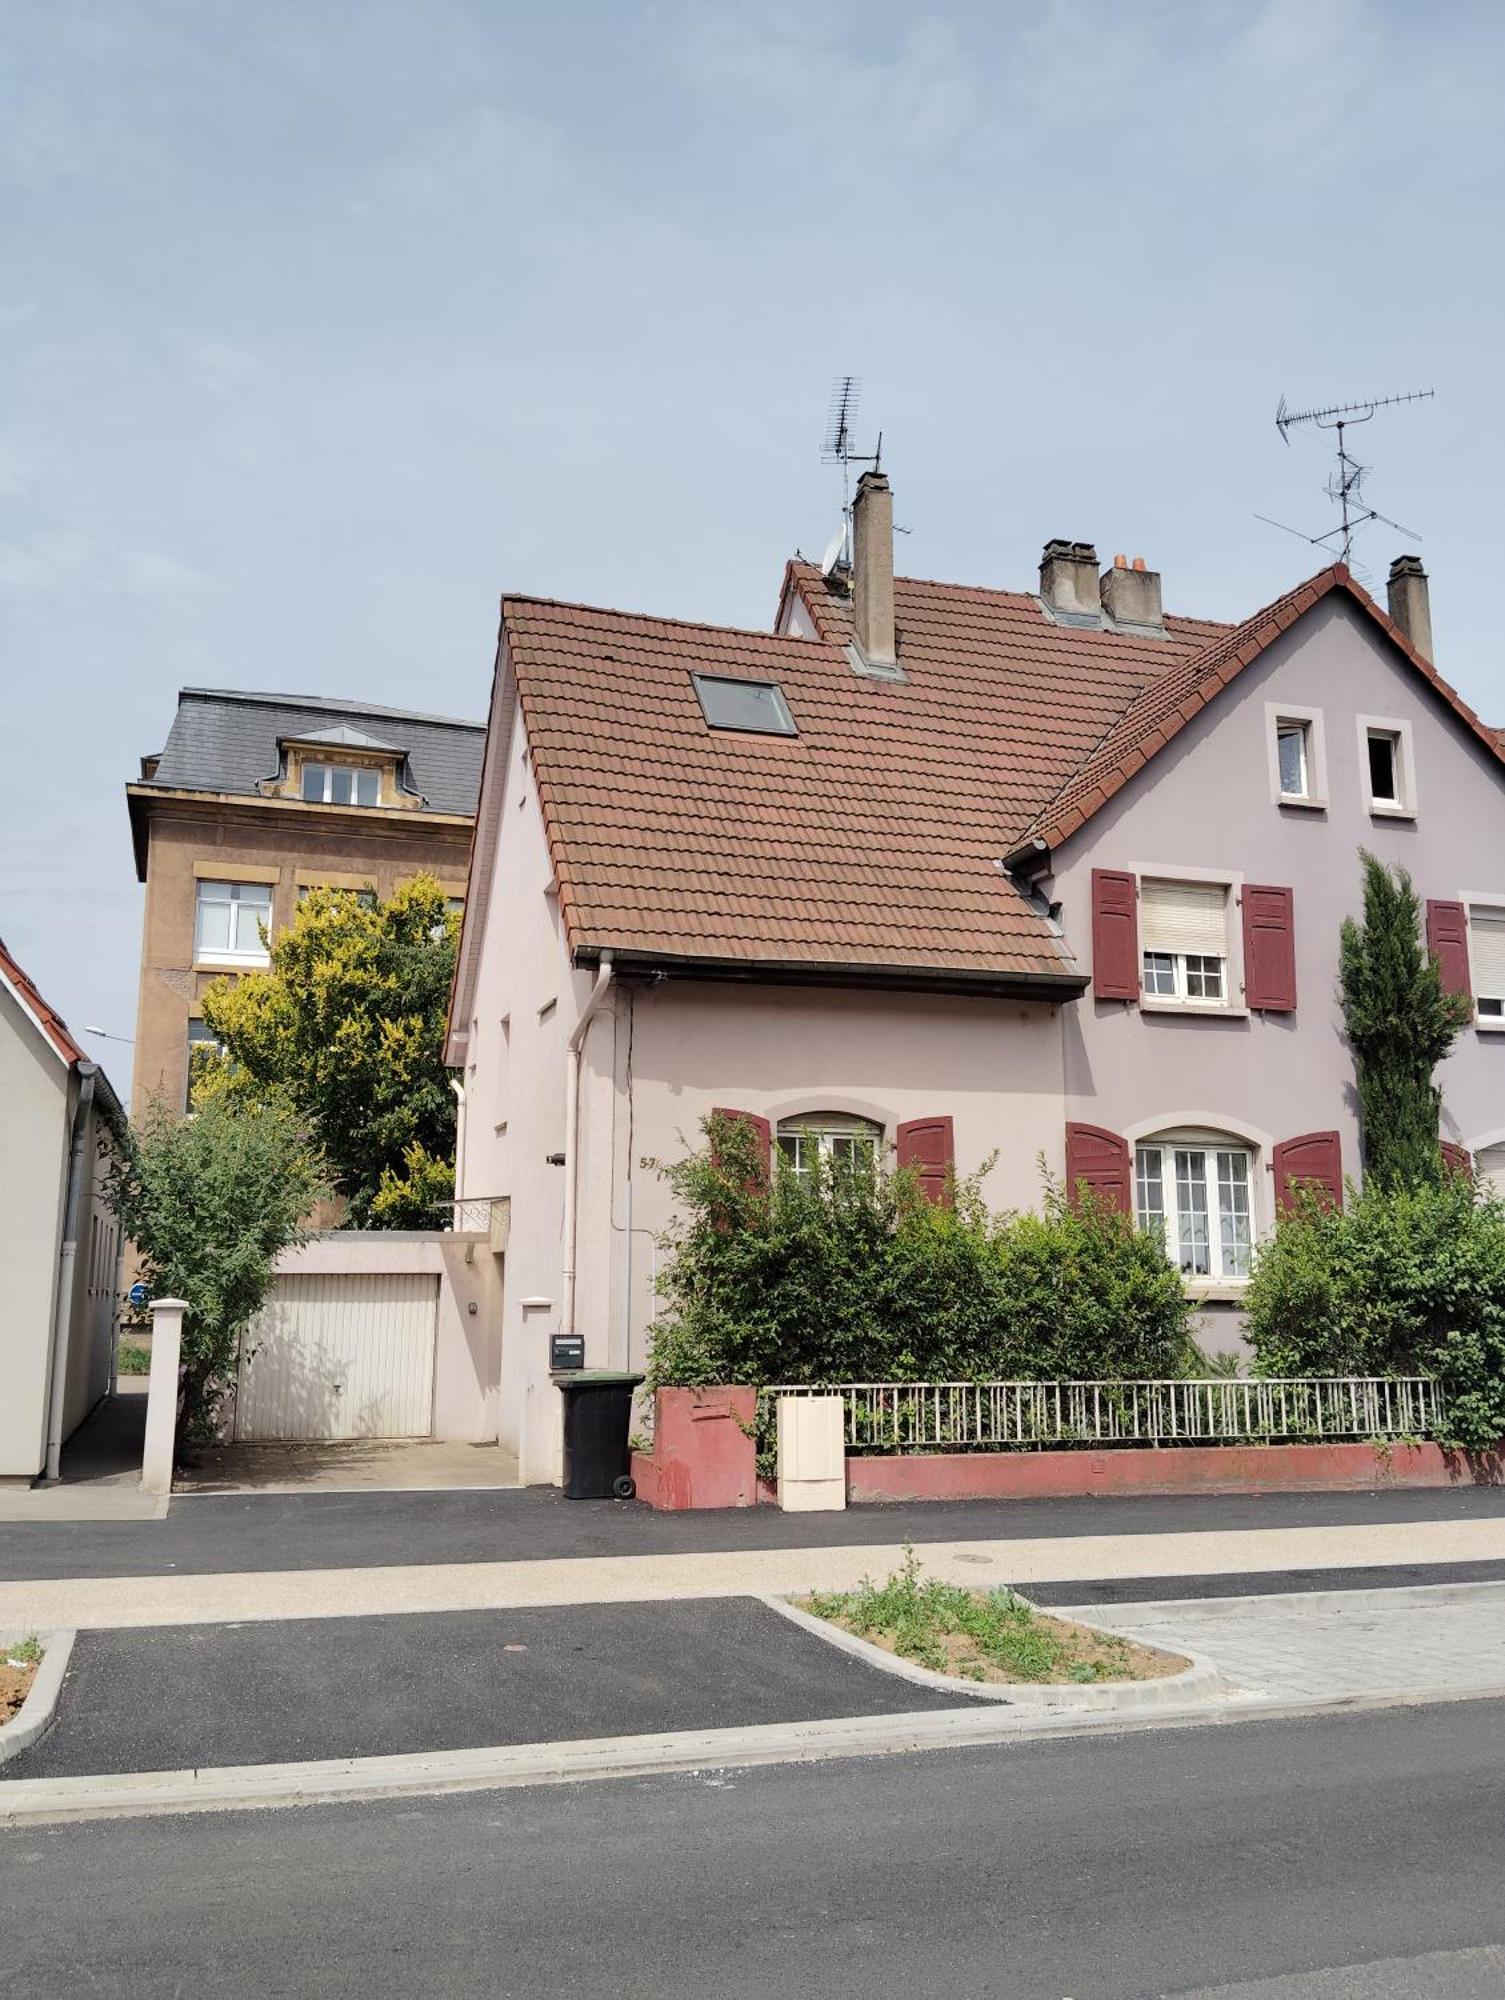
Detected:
[6,0,1503,1089]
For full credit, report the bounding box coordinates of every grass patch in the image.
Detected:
[803,1546,1184,1685]
[1,1636,43,1725]
[117,1341,152,1376]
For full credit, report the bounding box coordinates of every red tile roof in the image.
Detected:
[494,558,1503,990]
[0,934,88,1065]
[1022,565,1505,852]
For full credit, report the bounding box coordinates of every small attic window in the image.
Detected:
[691,673,797,737]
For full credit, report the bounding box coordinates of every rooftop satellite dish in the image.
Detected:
[820,523,848,575]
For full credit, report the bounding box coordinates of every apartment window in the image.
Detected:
[1139,878,1231,1007]
[301,762,380,807]
[1265,703,1326,808]
[1471,904,1505,1021]
[297,882,378,908]
[195,879,271,964]
[777,1112,882,1180]
[1367,732,1399,803]
[1136,1140,1255,1282]
[185,1019,224,1110]
[1359,716,1416,816]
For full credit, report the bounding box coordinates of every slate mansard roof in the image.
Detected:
[143,689,486,817]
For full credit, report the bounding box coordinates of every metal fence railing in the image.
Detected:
[759,1378,1447,1454]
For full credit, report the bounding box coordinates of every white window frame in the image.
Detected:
[1357,714,1417,819]
[194,879,272,967]
[776,1112,884,1180]
[1460,893,1505,1033]
[300,761,381,807]
[1264,702,1327,809]
[1133,865,1246,1017]
[1134,1132,1258,1290]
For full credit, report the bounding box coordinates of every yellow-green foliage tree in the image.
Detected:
[198,875,460,1227]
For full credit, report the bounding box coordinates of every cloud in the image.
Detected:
[0,526,215,599]
[186,339,262,397]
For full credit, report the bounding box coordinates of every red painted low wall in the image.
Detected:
[631,1388,1501,1507]
[846,1439,1501,1503]
[642,1387,758,1510]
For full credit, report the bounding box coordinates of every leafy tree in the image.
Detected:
[1244,1172,1505,1451]
[109,1094,327,1444]
[1339,851,1470,1190]
[198,876,459,1226]
[646,1114,1193,1392]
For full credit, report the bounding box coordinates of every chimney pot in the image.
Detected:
[1100,554,1164,631]
[851,468,897,669]
[1040,539,1102,619]
[1113,552,1127,569]
[1386,553,1432,662]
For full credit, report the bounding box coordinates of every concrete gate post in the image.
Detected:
[141,1297,188,1496]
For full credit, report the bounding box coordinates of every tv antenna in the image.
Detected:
[1260,387,1433,569]
[819,375,882,574]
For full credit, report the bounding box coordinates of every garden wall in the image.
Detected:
[629,1390,1502,1509]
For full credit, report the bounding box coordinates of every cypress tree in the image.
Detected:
[1338,851,1471,1189]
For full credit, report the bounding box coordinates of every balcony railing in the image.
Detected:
[759,1377,1447,1454]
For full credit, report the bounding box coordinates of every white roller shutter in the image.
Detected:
[1478,1144,1505,1202]
[235,1272,438,1440]
[1469,907,1505,1002]
[1140,878,1229,957]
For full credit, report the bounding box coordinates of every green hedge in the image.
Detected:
[646,1114,1195,1391]
[1244,1173,1505,1450]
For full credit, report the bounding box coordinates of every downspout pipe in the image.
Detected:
[559,954,613,1345]
[449,1075,467,1227]
[43,1065,97,1483]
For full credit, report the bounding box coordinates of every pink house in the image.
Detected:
[447,472,1505,1483]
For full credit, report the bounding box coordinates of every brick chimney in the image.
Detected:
[851,468,897,669]
[1039,539,1101,620]
[1387,554,1432,662]
[1100,552,1164,632]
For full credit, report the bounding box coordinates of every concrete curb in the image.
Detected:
[760,1592,1226,1710]
[0,1630,74,1767]
[5,1679,1505,1827]
[1052,1577,1505,1622]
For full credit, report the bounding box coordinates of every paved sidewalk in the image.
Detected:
[1058,1580,1505,1705]
[7,1483,1505,1582]
[3,1599,966,1779]
[7,1516,1505,1633]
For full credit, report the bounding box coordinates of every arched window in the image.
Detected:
[1134,1131,1256,1281]
[776,1112,883,1181]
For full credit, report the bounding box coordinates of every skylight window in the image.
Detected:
[691,673,797,737]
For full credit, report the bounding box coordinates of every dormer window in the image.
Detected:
[302,762,380,807]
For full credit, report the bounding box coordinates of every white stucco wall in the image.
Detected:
[0,985,71,1478]
[457,707,587,1480]
[1051,593,1505,1254]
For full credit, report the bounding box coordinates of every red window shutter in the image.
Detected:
[1440,1140,1473,1180]
[1273,1131,1343,1213]
[1242,884,1297,1012]
[1426,900,1472,999]
[1064,1122,1132,1214]
[1091,869,1139,1001]
[897,1116,955,1206]
[710,1108,771,1187]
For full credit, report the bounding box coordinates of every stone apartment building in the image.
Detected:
[129,688,484,1118]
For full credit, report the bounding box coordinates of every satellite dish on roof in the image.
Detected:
[820,523,848,576]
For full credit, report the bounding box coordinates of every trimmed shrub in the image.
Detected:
[646,1114,1195,1392]
[1243,1173,1505,1450]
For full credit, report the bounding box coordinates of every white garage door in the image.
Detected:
[235,1273,439,1440]
[1479,1144,1505,1201]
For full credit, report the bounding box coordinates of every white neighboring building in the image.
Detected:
[0,937,125,1481]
